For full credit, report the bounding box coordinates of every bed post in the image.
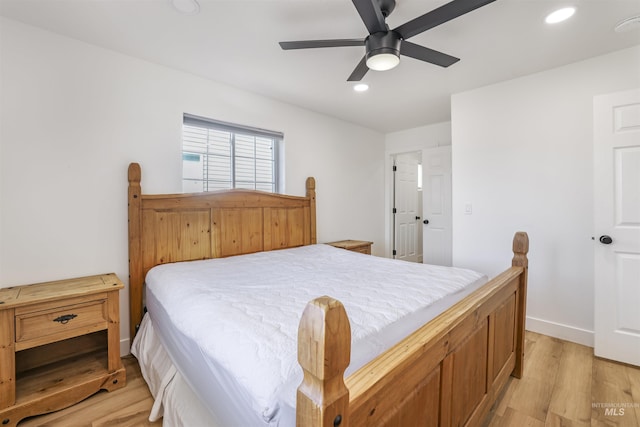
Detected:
[297,296,351,427]
[306,177,317,244]
[511,231,529,378]
[128,163,143,342]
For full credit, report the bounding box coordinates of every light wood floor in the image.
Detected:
[16,331,640,426]
[486,332,640,427]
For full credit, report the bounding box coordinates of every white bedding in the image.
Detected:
[137,244,487,426]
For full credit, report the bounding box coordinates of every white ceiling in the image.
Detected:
[1,0,639,132]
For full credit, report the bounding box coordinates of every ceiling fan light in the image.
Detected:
[366,53,400,71]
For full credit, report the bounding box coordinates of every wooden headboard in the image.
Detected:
[127,162,317,339]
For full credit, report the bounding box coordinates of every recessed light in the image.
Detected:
[353,83,369,92]
[170,0,200,15]
[615,15,640,33]
[545,7,575,24]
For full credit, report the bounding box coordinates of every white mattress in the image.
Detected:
[138,244,487,426]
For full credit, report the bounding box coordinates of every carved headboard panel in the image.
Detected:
[127,163,316,339]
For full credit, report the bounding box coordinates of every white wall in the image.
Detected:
[0,18,385,352]
[451,46,640,346]
[385,121,451,152]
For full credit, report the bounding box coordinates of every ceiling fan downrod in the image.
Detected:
[377,0,396,18]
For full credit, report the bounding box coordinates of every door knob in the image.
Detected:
[423,219,429,225]
[599,235,613,244]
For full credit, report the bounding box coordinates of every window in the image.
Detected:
[182,114,282,193]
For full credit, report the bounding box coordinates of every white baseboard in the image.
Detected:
[120,338,131,357]
[526,316,594,348]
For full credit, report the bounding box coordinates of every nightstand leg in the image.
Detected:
[106,291,122,373]
[0,308,16,409]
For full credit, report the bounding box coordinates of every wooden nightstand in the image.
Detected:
[326,239,373,255]
[0,273,126,427]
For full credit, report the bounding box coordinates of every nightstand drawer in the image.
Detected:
[15,295,108,349]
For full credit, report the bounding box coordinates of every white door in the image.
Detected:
[594,88,640,366]
[422,146,452,266]
[394,152,420,262]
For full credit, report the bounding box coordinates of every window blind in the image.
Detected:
[182,114,282,193]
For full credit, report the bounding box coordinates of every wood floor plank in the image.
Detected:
[524,332,564,385]
[544,411,590,427]
[591,357,639,427]
[548,387,592,425]
[498,407,545,427]
[506,376,555,422]
[555,340,593,393]
[91,398,159,427]
[547,341,593,424]
[626,365,640,425]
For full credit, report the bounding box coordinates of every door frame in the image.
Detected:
[385,145,452,261]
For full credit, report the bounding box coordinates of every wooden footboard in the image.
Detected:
[297,232,529,427]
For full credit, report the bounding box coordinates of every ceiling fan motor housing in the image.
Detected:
[365,31,401,60]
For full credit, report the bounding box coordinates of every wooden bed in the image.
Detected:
[128,162,529,427]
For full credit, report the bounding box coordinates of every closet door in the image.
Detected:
[594,88,640,366]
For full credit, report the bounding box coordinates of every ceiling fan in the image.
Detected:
[279,0,496,81]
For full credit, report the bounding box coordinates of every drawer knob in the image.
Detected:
[53,314,78,324]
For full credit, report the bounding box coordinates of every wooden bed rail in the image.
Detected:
[297,232,529,427]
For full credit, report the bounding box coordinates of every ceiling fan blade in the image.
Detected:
[400,40,459,67]
[279,39,364,50]
[347,56,369,81]
[393,0,496,40]
[352,0,387,34]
